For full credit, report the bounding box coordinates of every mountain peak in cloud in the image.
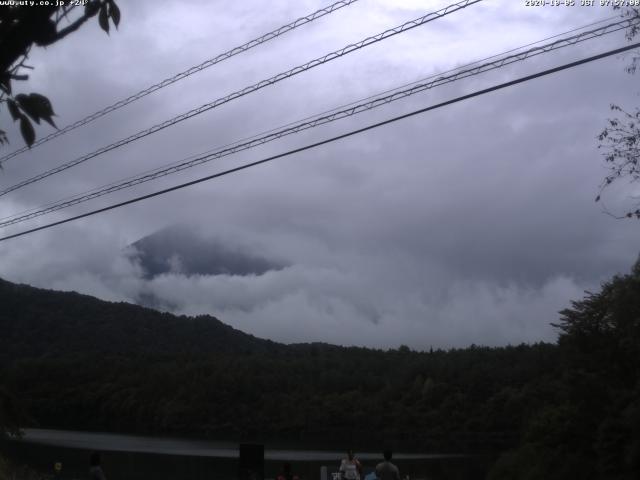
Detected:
[126,225,286,279]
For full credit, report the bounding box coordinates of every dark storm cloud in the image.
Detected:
[0,0,638,348]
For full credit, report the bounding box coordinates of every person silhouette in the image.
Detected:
[375,450,399,480]
[277,462,300,480]
[89,452,107,480]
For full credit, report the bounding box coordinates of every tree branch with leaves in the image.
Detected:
[596,6,640,218]
[0,0,121,148]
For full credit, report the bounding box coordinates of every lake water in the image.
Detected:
[0,429,490,480]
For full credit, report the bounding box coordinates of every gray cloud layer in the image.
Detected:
[0,0,638,348]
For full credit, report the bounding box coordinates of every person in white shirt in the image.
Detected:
[339,449,362,480]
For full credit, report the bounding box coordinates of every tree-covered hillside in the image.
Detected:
[1,263,639,479]
[0,278,276,361]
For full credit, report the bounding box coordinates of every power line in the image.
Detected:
[0,13,619,224]
[0,17,633,229]
[0,17,631,226]
[240,14,624,137]
[11,12,612,228]
[0,0,361,165]
[0,15,630,227]
[0,0,482,197]
[1,41,637,244]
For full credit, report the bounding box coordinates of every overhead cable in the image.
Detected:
[0,17,634,228]
[0,0,482,197]
[0,0,361,165]
[1,41,638,243]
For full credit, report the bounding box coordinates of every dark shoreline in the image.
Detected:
[1,431,492,480]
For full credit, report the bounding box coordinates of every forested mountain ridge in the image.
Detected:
[0,278,277,361]
[0,277,557,450]
[1,261,639,479]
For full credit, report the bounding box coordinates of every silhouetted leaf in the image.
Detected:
[595,195,600,203]
[99,5,110,34]
[30,93,52,113]
[85,0,101,17]
[15,94,40,124]
[41,115,57,129]
[19,116,35,147]
[0,129,7,146]
[7,100,21,121]
[28,93,56,128]
[13,93,57,127]
[108,0,121,28]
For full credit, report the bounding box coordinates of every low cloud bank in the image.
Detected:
[0,223,592,350]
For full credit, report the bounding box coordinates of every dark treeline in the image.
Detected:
[1,260,639,479]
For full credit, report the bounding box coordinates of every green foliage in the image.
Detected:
[489,259,640,479]
[596,7,640,217]
[15,93,57,128]
[555,256,640,383]
[2,257,640,478]
[0,278,557,452]
[0,454,42,480]
[0,386,27,438]
[0,1,120,147]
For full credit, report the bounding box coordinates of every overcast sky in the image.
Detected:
[1,0,639,349]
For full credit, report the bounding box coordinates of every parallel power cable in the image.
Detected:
[0,0,361,165]
[0,17,634,229]
[0,16,630,226]
[0,15,626,228]
[0,0,482,197]
[15,9,612,227]
[1,41,638,243]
